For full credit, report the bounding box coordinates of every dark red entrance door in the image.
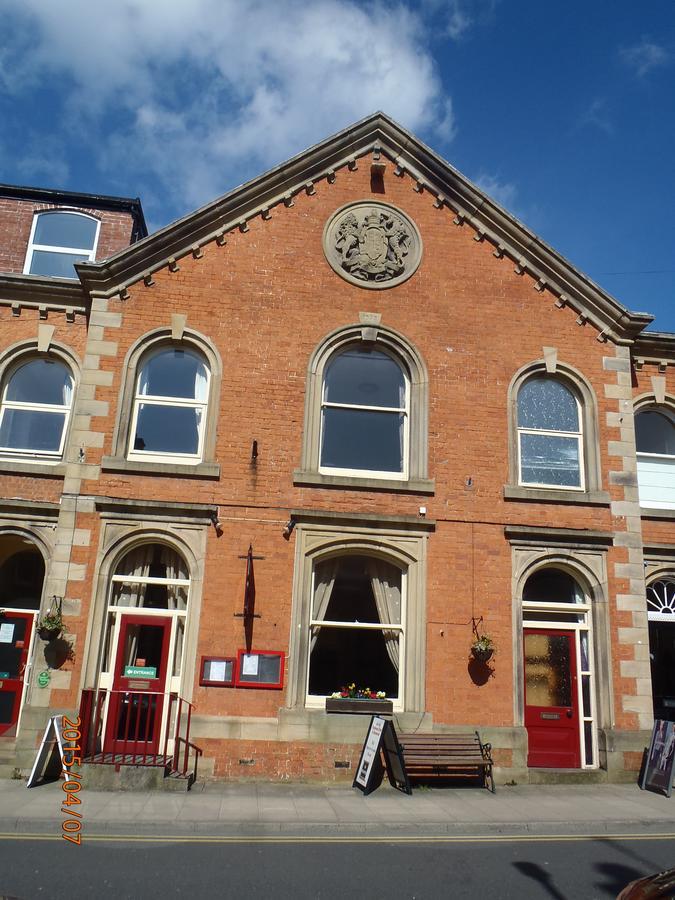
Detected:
[0,612,34,737]
[105,615,171,756]
[524,629,581,768]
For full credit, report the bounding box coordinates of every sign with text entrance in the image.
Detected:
[353,716,411,796]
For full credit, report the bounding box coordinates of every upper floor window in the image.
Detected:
[128,347,210,464]
[0,357,74,459]
[320,347,408,478]
[517,376,583,489]
[24,211,99,278]
[295,323,432,492]
[635,407,675,509]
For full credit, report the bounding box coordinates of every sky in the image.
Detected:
[1,0,674,331]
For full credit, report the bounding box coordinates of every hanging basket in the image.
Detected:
[38,626,62,642]
[471,645,493,663]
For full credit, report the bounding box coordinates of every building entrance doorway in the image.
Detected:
[524,629,580,768]
[104,614,171,755]
[0,612,35,737]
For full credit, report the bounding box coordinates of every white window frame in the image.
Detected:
[23,210,100,278]
[318,349,410,481]
[647,578,675,621]
[304,561,406,713]
[517,381,585,491]
[127,348,210,465]
[0,358,74,460]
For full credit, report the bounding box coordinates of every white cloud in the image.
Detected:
[578,98,613,135]
[420,0,499,41]
[473,172,517,210]
[620,38,670,78]
[0,0,459,220]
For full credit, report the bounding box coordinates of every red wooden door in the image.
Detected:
[0,612,34,737]
[105,615,171,756]
[524,629,581,768]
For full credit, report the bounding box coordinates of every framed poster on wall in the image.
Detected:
[199,656,236,687]
[235,650,284,689]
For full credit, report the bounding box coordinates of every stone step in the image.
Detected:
[527,768,609,785]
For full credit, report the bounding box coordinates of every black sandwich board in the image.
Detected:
[640,718,675,798]
[353,715,411,796]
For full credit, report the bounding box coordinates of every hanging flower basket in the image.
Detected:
[470,635,494,663]
[37,609,63,642]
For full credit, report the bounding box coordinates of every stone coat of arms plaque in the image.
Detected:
[323,201,422,289]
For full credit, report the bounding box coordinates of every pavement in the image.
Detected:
[1,778,674,838]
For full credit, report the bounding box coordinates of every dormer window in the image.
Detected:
[24,211,100,278]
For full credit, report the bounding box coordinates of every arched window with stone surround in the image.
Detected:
[635,407,675,509]
[0,356,74,460]
[295,323,432,492]
[507,361,603,500]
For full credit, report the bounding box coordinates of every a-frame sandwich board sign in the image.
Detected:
[353,715,411,796]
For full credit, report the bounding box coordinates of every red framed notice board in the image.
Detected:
[235,650,284,689]
[199,656,236,687]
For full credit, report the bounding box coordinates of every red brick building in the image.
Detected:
[0,114,673,785]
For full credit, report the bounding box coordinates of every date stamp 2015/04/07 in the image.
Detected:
[61,715,82,845]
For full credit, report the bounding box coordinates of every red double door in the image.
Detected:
[0,612,34,737]
[524,629,581,768]
[104,615,172,756]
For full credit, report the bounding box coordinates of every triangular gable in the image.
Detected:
[76,112,652,344]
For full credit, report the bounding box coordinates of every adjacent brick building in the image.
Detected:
[0,114,673,785]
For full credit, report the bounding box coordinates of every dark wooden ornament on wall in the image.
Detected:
[234,544,262,653]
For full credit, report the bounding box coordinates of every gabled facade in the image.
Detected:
[0,114,672,784]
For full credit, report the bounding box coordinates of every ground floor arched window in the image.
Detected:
[307,555,404,704]
[646,578,675,722]
[522,566,597,769]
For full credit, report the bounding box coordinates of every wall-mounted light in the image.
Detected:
[210,511,224,537]
[282,519,296,541]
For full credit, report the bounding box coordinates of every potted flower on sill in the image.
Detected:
[325,683,393,715]
[470,634,494,663]
[37,610,63,641]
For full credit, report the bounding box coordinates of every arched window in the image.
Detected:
[0,357,74,458]
[128,347,210,463]
[517,376,583,489]
[320,347,408,477]
[308,554,404,706]
[296,324,432,492]
[635,407,675,509]
[24,211,99,278]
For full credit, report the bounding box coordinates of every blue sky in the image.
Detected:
[1,0,674,330]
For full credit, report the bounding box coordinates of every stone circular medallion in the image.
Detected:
[323,201,422,289]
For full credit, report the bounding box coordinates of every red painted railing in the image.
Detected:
[79,688,201,780]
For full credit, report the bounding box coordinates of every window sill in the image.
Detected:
[504,485,610,506]
[101,456,220,479]
[640,506,675,519]
[293,469,435,495]
[0,458,66,477]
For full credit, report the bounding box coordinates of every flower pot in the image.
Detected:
[325,698,393,715]
[471,646,493,663]
[38,626,62,642]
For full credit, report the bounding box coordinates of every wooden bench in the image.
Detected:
[398,731,495,793]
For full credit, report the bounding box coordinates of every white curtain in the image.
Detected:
[310,559,340,651]
[164,547,188,611]
[113,545,154,607]
[367,559,401,671]
[61,373,74,408]
[194,361,208,401]
[138,361,151,397]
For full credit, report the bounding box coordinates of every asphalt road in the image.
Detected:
[0,833,674,899]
